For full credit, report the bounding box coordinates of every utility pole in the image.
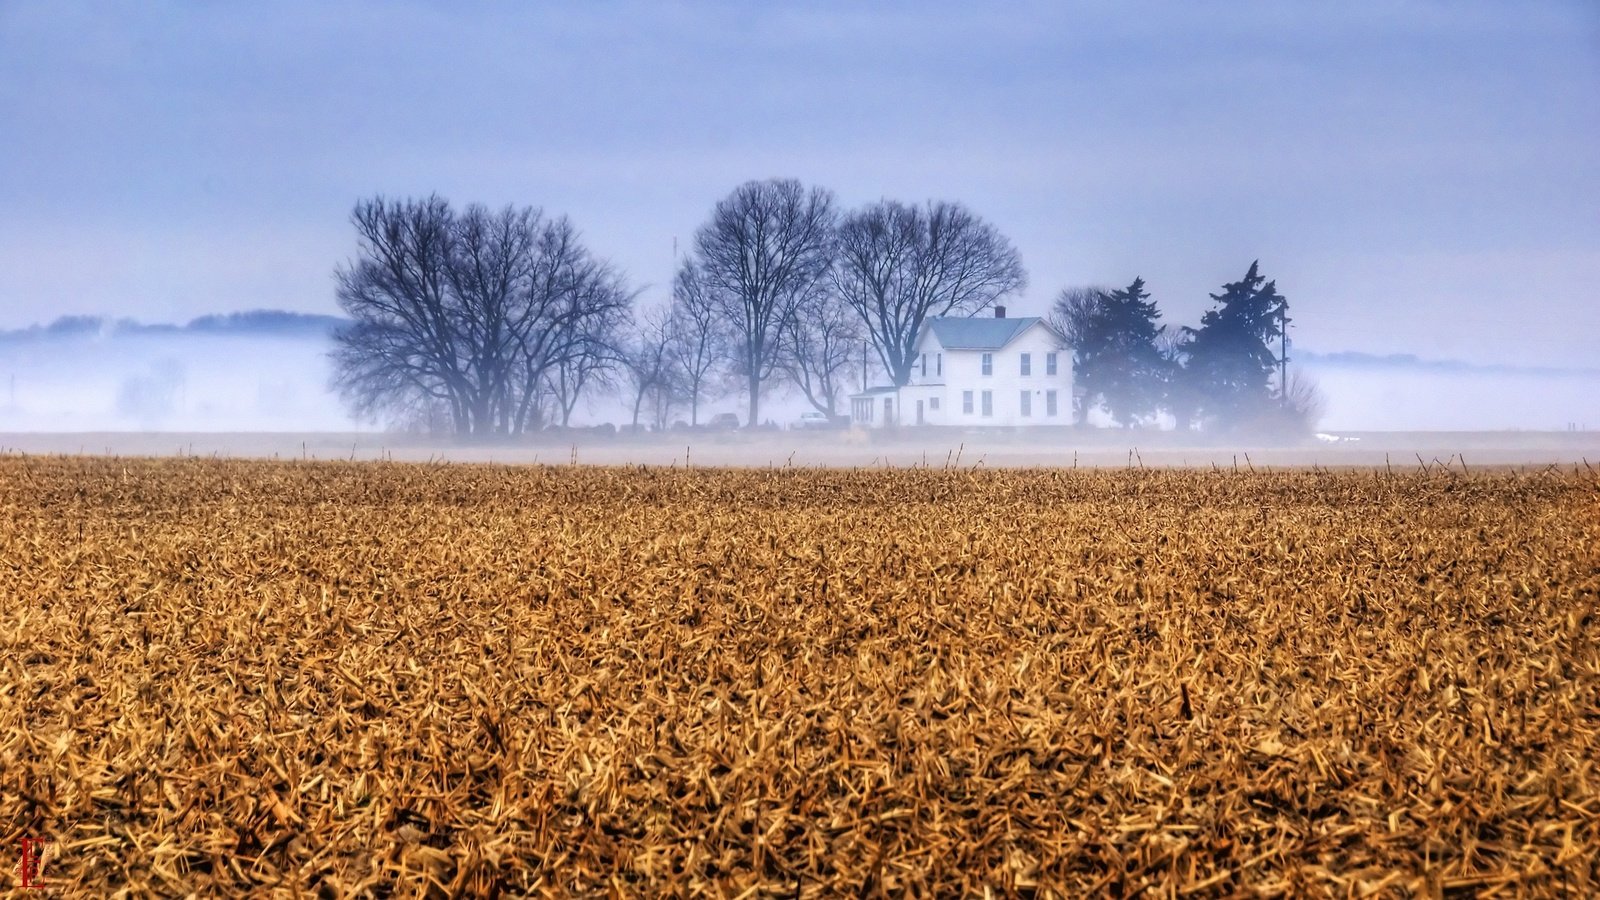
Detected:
[1278,298,1291,408]
[860,342,868,392]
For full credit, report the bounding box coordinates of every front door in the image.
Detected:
[916,399,924,425]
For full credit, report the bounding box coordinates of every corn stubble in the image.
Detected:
[1,458,1597,896]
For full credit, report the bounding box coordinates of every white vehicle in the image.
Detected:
[792,411,833,430]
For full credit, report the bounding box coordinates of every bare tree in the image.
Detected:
[332,196,466,430]
[545,337,617,428]
[1047,285,1112,353]
[620,305,679,431]
[444,203,542,434]
[834,200,1026,387]
[1282,370,1328,433]
[1047,285,1114,426]
[666,260,729,426]
[332,195,631,437]
[505,219,632,434]
[780,289,861,417]
[689,179,836,427]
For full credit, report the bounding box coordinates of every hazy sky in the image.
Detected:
[3,1,1597,366]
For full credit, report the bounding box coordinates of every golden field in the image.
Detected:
[2,457,1597,897]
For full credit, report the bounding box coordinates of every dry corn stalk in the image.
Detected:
[1,458,1597,896]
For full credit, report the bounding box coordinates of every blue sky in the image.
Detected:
[2,1,1596,366]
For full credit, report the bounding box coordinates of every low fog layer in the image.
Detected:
[3,326,1598,436]
[0,330,359,432]
[1301,358,1600,432]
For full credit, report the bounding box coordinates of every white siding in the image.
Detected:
[937,324,1071,427]
[870,319,1072,428]
[905,331,954,426]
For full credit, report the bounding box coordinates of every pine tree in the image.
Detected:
[1181,261,1286,429]
[1080,277,1165,426]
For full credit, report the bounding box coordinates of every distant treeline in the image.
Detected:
[0,310,348,342]
[1294,350,1600,378]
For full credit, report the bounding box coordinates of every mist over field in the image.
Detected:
[0,316,360,433]
[1300,355,1600,433]
[1,318,1596,438]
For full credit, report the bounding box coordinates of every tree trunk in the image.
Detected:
[470,394,493,439]
[891,355,913,388]
[632,387,646,429]
[512,376,537,435]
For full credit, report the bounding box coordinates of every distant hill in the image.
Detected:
[182,310,349,336]
[0,310,349,343]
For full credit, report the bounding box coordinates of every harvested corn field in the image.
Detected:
[2,457,1598,896]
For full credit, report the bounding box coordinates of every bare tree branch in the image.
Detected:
[834,200,1025,387]
[331,195,630,437]
[666,260,730,426]
[779,289,861,416]
[619,304,679,430]
[689,179,836,427]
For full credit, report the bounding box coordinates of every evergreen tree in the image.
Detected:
[1077,277,1165,426]
[1181,261,1286,429]
[1156,324,1200,431]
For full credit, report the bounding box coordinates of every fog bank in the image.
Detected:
[2,325,1597,435]
[1303,362,1600,432]
[0,329,359,433]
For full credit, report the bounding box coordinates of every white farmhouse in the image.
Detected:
[849,307,1072,427]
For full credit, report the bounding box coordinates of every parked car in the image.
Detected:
[708,412,741,430]
[792,411,834,430]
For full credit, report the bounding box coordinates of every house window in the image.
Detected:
[1046,352,1058,376]
[1020,391,1031,417]
[936,353,942,376]
[930,396,940,411]
[962,391,973,414]
[981,390,993,417]
[920,353,926,378]
[981,353,993,376]
[1020,353,1031,376]
[1046,390,1058,417]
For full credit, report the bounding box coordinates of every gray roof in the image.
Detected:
[923,316,1047,350]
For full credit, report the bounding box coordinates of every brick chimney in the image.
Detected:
[994,305,1006,318]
